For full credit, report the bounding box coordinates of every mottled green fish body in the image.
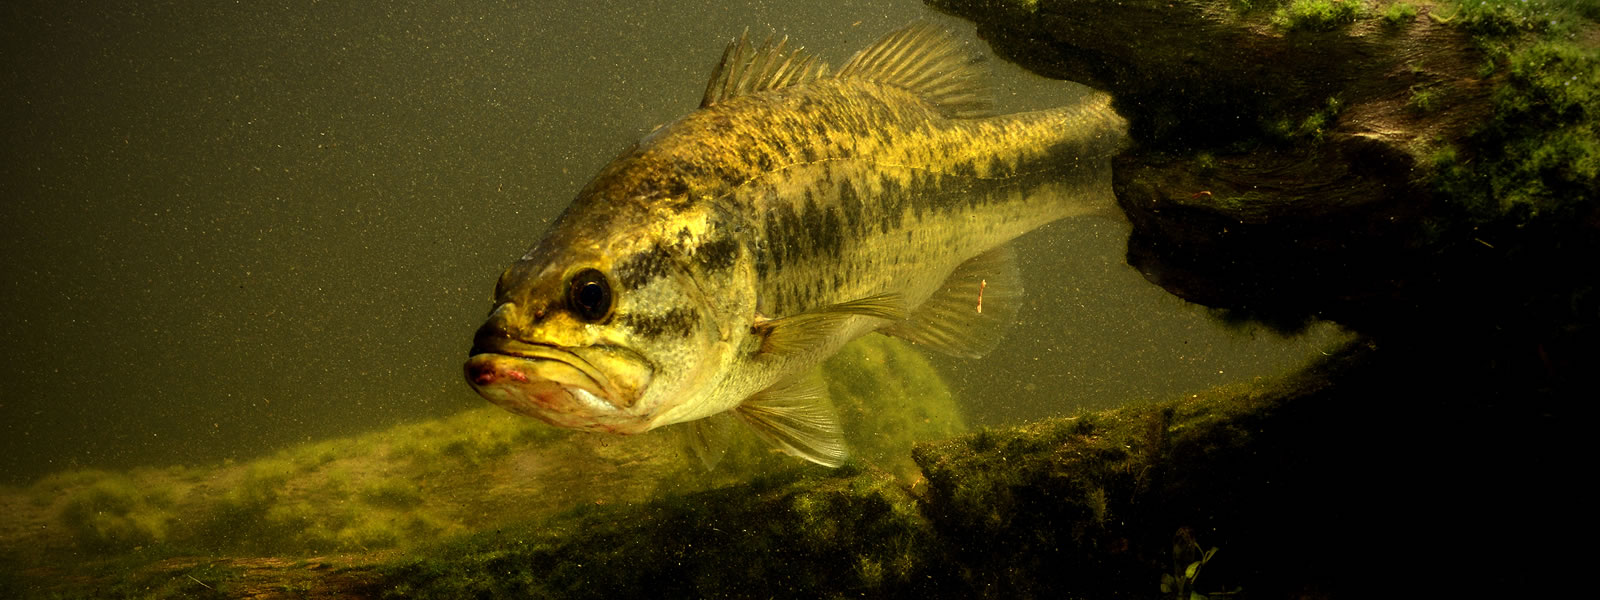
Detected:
[465,22,1127,467]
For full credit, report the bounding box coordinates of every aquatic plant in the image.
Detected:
[1160,528,1237,600]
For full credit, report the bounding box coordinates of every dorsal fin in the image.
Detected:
[701,30,829,107]
[834,21,994,119]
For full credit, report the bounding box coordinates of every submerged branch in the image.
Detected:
[933,0,1598,341]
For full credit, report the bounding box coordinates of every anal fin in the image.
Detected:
[733,371,847,468]
[881,244,1023,359]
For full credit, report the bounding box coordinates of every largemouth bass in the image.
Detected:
[465,22,1127,467]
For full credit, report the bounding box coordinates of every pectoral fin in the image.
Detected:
[880,244,1022,359]
[733,372,847,468]
[754,292,905,356]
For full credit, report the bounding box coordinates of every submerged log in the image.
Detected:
[51,339,1577,599]
[933,0,1598,345]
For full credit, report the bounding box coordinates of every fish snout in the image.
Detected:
[462,353,646,434]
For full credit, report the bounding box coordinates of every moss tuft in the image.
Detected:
[1444,0,1565,36]
[1429,18,1600,223]
[1383,2,1418,27]
[1407,84,1443,113]
[1276,0,1365,32]
[58,472,176,553]
[1265,95,1345,143]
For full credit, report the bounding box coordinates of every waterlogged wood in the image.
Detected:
[0,336,962,599]
[76,340,1577,599]
[927,0,1582,333]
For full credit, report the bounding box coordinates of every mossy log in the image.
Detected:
[54,340,1577,599]
[931,0,1598,344]
[0,336,963,598]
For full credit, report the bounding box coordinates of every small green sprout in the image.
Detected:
[1161,528,1241,600]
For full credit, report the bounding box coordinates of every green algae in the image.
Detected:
[1383,1,1419,27]
[364,343,1377,599]
[826,334,967,479]
[377,466,938,599]
[1265,95,1347,143]
[1407,83,1444,112]
[0,335,964,597]
[58,471,178,553]
[1428,0,1600,223]
[1276,0,1366,32]
[5,337,1576,597]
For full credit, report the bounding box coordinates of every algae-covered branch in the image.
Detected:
[931,0,1598,343]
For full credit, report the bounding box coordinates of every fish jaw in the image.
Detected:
[464,348,651,434]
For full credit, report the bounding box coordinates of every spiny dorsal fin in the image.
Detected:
[754,293,906,356]
[880,244,1022,358]
[834,21,994,119]
[702,30,829,107]
[734,372,847,468]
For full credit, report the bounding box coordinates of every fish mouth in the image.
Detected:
[464,339,641,433]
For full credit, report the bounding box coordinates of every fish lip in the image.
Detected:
[467,338,621,402]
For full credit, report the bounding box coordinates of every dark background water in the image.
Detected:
[0,0,1340,484]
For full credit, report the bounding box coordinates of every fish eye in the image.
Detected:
[566,268,613,323]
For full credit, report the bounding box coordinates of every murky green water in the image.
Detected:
[0,0,1337,486]
[0,0,1344,593]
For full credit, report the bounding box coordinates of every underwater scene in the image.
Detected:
[1,0,1592,597]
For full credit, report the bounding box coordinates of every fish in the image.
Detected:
[464,21,1128,467]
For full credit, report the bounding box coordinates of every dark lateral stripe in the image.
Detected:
[615,242,674,290]
[693,235,741,272]
[751,156,1037,313]
[614,233,740,292]
[621,306,698,339]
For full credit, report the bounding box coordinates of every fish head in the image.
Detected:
[464,210,739,435]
